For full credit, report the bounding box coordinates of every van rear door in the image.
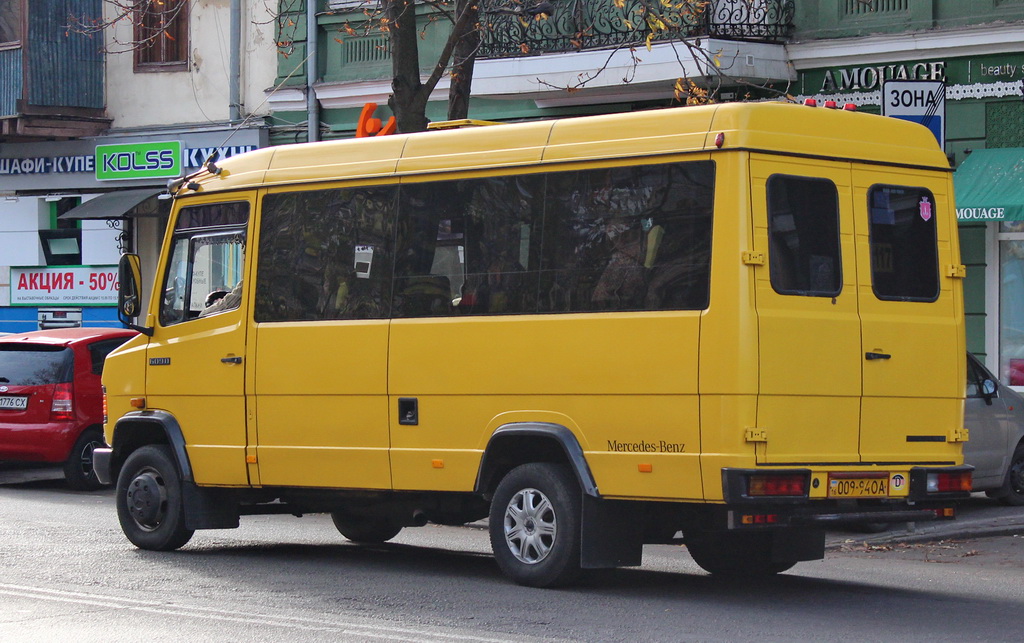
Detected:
[852,168,964,463]
[749,156,862,464]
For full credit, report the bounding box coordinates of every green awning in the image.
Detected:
[955,148,1024,221]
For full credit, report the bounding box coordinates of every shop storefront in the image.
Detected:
[797,51,1024,386]
[0,127,266,333]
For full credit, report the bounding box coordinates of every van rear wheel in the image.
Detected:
[686,531,796,576]
[116,445,194,551]
[330,512,402,543]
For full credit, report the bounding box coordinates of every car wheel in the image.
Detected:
[489,463,582,588]
[850,522,890,534]
[115,445,194,551]
[63,428,106,491]
[997,443,1024,507]
[330,512,402,543]
[686,531,797,576]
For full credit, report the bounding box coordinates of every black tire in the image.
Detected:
[850,522,890,534]
[63,428,106,491]
[115,445,194,551]
[686,531,796,577]
[996,443,1024,507]
[330,512,402,544]
[489,463,582,588]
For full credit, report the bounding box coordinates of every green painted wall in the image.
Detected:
[794,0,1024,41]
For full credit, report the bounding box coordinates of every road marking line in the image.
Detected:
[0,583,519,642]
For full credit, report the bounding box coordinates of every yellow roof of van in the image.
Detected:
[183,102,950,195]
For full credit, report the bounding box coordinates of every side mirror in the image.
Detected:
[982,379,997,396]
[982,378,997,405]
[118,254,153,336]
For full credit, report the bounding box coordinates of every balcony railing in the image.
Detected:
[479,0,795,59]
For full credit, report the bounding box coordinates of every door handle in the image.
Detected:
[220,356,243,364]
[865,352,891,361]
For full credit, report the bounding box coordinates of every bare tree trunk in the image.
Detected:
[384,0,430,133]
[447,0,479,121]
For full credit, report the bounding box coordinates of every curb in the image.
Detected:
[826,517,1024,549]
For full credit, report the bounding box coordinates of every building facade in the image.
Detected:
[0,0,277,333]
[787,0,1024,385]
[264,0,1024,386]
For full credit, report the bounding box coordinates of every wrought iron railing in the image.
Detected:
[478,0,795,59]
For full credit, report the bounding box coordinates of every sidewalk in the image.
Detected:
[825,503,1024,549]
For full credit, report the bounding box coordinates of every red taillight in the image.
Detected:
[927,471,972,493]
[51,383,74,421]
[748,474,806,497]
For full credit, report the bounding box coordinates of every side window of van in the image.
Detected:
[766,175,842,297]
[255,187,397,322]
[159,202,249,326]
[541,161,715,312]
[867,185,939,302]
[395,176,544,317]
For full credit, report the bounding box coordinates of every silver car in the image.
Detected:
[966,353,1024,505]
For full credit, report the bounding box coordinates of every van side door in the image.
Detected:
[249,186,396,489]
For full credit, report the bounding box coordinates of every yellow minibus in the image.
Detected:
[97,101,971,587]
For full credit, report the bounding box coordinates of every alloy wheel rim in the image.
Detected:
[503,487,557,564]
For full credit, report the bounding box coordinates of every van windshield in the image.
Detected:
[0,345,74,386]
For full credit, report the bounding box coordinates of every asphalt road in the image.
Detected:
[1,468,1022,642]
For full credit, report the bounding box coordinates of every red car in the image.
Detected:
[0,327,138,490]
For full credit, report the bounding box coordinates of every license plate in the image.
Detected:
[0,395,28,410]
[828,474,889,498]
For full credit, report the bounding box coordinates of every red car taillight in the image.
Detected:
[50,383,74,421]
[747,474,807,497]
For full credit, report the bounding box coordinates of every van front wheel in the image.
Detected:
[489,463,582,588]
[116,445,194,551]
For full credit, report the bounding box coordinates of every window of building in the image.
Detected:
[766,175,842,297]
[0,0,21,46]
[135,0,189,72]
[997,222,1024,385]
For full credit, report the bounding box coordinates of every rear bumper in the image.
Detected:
[717,465,971,529]
[0,422,79,462]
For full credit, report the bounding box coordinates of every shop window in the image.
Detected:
[998,222,1024,386]
[0,0,21,47]
[766,175,842,297]
[39,230,82,266]
[135,0,189,72]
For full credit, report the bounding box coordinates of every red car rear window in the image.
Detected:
[0,345,75,386]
